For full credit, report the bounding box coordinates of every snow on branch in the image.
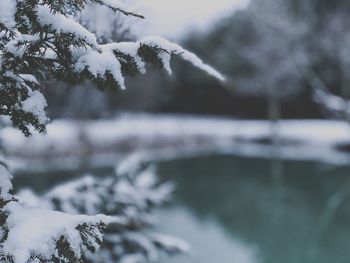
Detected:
[0,165,122,263]
[0,0,16,30]
[15,157,188,262]
[313,88,350,118]
[21,90,48,126]
[0,1,205,262]
[37,5,99,48]
[75,36,225,90]
[139,36,225,81]
[2,202,117,263]
[0,165,13,200]
[0,0,224,136]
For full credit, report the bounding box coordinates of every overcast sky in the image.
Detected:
[134,0,250,39]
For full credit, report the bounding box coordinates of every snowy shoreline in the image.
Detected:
[3,114,350,172]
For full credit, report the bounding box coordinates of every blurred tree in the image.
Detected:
[307,5,350,124]
[160,0,312,138]
[228,0,309,137]
[156,0,350,123]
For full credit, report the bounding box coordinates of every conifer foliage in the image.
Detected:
[0,0,223,136]
[16,157,189,263]
[0,1,223,263]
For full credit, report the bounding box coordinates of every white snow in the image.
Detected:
[5,34,40,58]
[4,115,350,171]
[314,88,350,115]
[140,36,225,81]
[0,0,16,29]
[0,164,13,199]
[37,5,98,48]
[74,47,126,89]
[102,42,146,73]
[45,175,105,214]
[74,36,224,90]
[20,74,39,85]
[3,201,117,263]
[14,155,183,263]
[22,90,48,125]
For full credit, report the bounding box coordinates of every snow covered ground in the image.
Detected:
[3,114,350,172]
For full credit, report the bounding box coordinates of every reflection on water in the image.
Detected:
[14,155,350,263]
[156,206,259,263]
[156,155,350,263]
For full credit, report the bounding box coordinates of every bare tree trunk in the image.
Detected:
[267,88,281,147]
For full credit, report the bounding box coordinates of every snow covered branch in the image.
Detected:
[0,155,188,263]
[313,89,350,119]
[0,163,119,263]
[0,1,220,262]
[2,202,116,263]
[15,157,189,263]
[0,0,224,136]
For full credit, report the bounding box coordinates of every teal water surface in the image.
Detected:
[155,155,350,263]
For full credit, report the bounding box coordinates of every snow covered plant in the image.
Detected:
[0,0,224,136]
[0,0,223,263]
[16,158,189,263]
[0,164,119,263]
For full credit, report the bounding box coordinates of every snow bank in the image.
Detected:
[3,114,350,171]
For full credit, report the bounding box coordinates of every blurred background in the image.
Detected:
[41,0,350,121]
[5,0,350,262]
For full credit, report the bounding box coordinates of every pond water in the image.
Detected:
[14,155,350,263]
